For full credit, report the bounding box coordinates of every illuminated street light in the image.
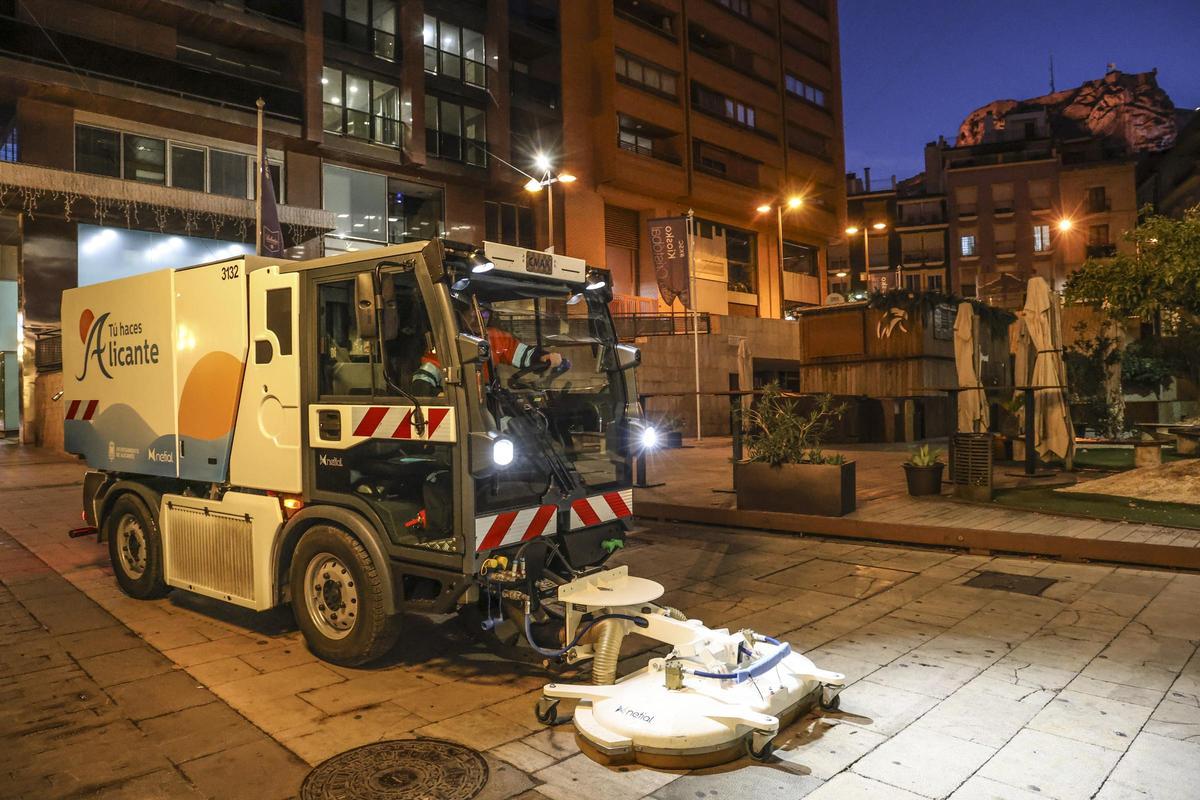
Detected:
[534,152,552,172]
[523,178,543,193]
[845,226,859,235]
[872,221,887,230]
[1057,218,1073,232]
[757,196,807,308]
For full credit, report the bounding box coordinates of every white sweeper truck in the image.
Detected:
[63,239,843,766]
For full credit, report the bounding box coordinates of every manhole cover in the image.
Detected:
[301,738,489,800]
[964,571,1056,596]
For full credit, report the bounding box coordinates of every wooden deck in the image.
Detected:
[634,438,1200,570]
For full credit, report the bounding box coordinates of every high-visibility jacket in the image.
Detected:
[412,328,539,392]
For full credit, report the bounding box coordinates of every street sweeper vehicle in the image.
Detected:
[63,238,844,766]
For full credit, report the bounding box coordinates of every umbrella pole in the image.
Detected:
[1024,386,1036,476]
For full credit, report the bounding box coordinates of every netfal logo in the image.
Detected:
[148,447,174,464]
[613,705,655,725]
[76,308,161,381]
[318,453,345,468]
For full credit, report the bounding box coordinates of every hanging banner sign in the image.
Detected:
[647,216,691,309]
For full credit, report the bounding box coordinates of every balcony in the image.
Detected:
[957,204,978,218]
[614,0,678,40]
[511,72,560,114]
[897,212,945,226]
[243,0,303,26]
[617,137,682,165]
[1086,198,1112,213]
[901,250,946,266]
[509,0,559,39]
[0,17,302,121]
[995,240,1016,257]
[1086,243,1117,259]
[993,204,1015,216]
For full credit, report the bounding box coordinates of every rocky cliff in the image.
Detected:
[957,69,1177,153]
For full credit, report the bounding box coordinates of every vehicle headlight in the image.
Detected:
[640,426,660,450]
[493,437,515,467]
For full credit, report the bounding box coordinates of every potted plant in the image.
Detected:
[733,384,856,516]
[903,444,945,496]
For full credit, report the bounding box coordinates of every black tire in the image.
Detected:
[820,692,842,712]
[747,736,775,762]
[290,525,401,666]
[535,699,559,725]
[106,493,170,600]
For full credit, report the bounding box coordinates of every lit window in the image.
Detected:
[323,66,406,148]
[1033,224,1050,252]
[785,74,828,108]
[960,235,976,257]
[424,15,486,87]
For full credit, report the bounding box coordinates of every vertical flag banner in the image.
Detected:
[258,138,284,257]
[647,216,691,309]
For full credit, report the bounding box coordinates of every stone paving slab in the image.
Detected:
[2,442,1200,798]
[0,528,308,800]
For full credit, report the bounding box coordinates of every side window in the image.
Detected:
[379,273,444,398]
[318,280,373,395]
[318,273,444,398]
[266,287,293,356]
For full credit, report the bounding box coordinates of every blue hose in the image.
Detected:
[689,635,789,683]
[523,612,648,658]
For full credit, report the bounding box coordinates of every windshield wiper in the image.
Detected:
[497,390,578,497]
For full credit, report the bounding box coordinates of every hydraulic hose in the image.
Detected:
[688,635,789,682]
[522,611,647,658]
[591,619,626,686]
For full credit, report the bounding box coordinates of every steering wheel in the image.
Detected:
[508,357,571,390]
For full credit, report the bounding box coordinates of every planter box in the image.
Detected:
[734,460,856,517]
[903,462,945,496]
[663,431,684,449]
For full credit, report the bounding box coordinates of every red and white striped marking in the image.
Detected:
[569,489,634,529]
[475,505,559,551]
[65,399,99,421]
[351,405,453,440]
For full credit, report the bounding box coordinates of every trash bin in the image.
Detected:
[951,432,993,501]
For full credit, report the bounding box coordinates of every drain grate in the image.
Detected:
[964,571,1056,596]
[301,739,489,800]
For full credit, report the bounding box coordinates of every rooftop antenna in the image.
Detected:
[1049,53,1055,93]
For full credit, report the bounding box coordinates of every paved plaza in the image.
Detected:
[2,442,1199,799]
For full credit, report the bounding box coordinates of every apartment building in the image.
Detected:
[0,0,566,444]
[559,0,846,319]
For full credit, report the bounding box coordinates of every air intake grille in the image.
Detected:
[164,503,255,604]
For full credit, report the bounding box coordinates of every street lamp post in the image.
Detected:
[844,221,887,296]
[756,195,804,314]
[524,153,575,253]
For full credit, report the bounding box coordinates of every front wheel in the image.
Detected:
[106,494,170,600]
[290,525,400,666]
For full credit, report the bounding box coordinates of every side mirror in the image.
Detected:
[614,343,641,371]
[456,332,490,364]
[355,272,377,338]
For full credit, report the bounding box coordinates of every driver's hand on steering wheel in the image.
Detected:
[541,351,564,369]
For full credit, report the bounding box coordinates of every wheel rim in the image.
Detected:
[303,552,359,640]
[116,514,148,579]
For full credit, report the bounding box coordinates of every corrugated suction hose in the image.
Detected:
[591,619,626,685]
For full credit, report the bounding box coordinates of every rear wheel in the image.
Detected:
[290,525,400,666]
[106,494,170,600]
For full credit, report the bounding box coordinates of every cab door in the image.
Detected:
[230,265,302,492]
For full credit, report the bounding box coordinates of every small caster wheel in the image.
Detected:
[819,687,842,712]
[747,735,775,762]
[535,697,559,725]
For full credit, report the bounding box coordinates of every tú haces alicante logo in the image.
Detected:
[76,308,161,381]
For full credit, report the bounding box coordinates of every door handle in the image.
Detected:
[318,410,341,441]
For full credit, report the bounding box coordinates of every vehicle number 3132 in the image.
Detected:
[220,264,240,280]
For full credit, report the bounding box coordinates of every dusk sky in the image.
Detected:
[838,0,1200,184]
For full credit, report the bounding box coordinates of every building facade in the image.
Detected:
[559,0,846,319]
[0,0,844,444]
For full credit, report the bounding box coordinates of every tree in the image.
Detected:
[1064,205,1200,392]
[1064,205,1200,332]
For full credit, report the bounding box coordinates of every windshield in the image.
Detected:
[457,284,633,513]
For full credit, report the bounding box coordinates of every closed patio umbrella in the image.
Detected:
[1024,277,1074,462]
[954,301,989,433]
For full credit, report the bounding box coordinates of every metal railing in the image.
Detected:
[612,313,710,340]
[34,330,61,372]
[609,294,659,316]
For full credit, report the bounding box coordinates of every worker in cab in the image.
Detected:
[409,306,564,397]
